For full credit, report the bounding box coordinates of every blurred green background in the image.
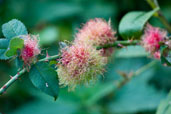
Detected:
[0,0,171,114]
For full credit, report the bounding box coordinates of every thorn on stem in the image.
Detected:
[10,76,13,79]
[128,39,133,42]
[18,68,21,72]
[118,43,124,48]
[117,70,128,80]
[46,51,49,57]
[2,85,6,89]
[45,51,50,62]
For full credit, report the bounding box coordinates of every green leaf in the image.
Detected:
[29,62,59,99]
[107,69,166,113]
[5,37,24,57]
[150,63,171,91]
[2,19,28,39]
[119,8,159,39]
[0,49,10,60]
[160,46,171,66]
[0,39,10,60]
[102,58,166,113]
[0,39,9,49]
[8,96,79,114]
[157,91,171,114]
[165,51,171,65]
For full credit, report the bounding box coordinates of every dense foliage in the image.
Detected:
[0,0,171,114]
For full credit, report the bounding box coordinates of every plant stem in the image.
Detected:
[96,40,140,50]
[0,40,141,95]
[115,60,157,90]
[0,54,60,95]
[0,39,147,96]
[87,61,157,104]
[158,12,171,33]
[38,55,60,62]
[146,0,171,33]
[0,68,26,95]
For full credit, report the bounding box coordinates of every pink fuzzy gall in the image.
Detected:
[153,51,161,59]
[75,18,116,56]
[60,44,90,69]
[21,35,40,65]
[57,42,107,90]
[141,24,167,59]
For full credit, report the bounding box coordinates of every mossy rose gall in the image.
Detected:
[75,18,117,56]
[141,24,167,59]
[57,43,107,90]
[21,35,41,66]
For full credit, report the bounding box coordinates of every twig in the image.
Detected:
[96,40,140,50]
[115,60,157,90]
[146,0,171,33]
[86,61,157,105]
[0,68,26,95]
[0,54,60,95]
[0,39,149,95]
[38,55,60,62]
